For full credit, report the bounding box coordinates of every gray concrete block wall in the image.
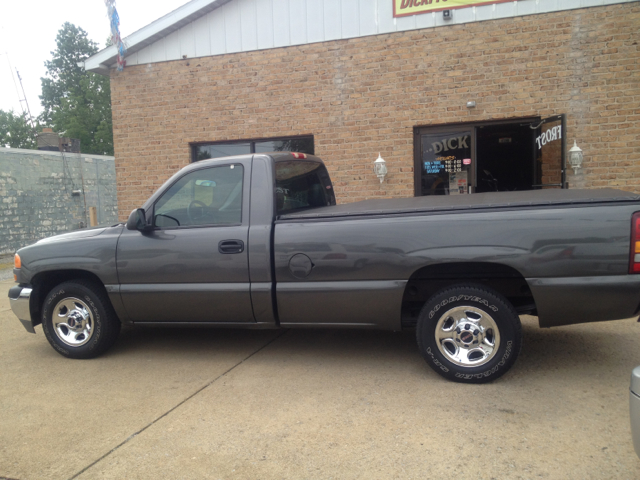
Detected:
[0,148,118,256]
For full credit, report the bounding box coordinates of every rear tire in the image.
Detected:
[41,280,121,359]
[416,284,522,384]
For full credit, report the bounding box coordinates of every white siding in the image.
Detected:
[122,0,636,66]
[256,0,275,49]
[289,1,307,45]
[377,0,396,34]
[136,43,153,64]
[341,0,359,38]
[358,0,377,36]
[209,7,227,55]
[306,0,325,44]
[324,0,342,41]
[272,0,290,47]
[150,37,167,63]
[396,9,416,32]
[224,1,243,53]
[179,22,197,58]
[164,29,182,59]
[239,0,259,51]
[193,14,211,57]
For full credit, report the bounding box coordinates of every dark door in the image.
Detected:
[116,159,254,323]
[475,122,536,193]
[531,114,567,189]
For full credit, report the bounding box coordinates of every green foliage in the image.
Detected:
[40,22,114,155]
[0,110,38,149]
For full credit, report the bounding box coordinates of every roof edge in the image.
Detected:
[83,0,229,75]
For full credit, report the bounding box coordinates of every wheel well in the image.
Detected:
[29,270,110,327]
[401,262,536,328]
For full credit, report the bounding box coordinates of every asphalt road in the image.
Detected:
[1,277,639,479]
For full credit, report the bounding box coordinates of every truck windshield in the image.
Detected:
[275,161,336,214]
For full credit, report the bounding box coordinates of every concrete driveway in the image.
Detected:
[1,277,639,479]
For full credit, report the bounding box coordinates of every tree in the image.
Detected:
[0,110,38,149]
[40,23,114,155]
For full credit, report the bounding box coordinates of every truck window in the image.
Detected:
[154,164,243,227]
[275,161,336,214]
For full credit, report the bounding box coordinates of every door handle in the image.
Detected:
[218,239,244,254]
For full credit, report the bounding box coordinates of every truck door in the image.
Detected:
[116,158,254,323]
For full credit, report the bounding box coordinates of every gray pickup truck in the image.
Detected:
[9,152,640,383]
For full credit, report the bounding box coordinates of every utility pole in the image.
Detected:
[16,69,36,131]
[2,51,25,116]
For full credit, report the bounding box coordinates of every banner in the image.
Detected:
[394,0,513,18]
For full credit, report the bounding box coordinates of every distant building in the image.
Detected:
[0,147,117,255]
[37,128,81,153]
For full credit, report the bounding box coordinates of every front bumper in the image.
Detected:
[8,285,35,333]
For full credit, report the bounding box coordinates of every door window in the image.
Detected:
[533,115,566,189]
[154,164,244,228]
[420,130,472,195]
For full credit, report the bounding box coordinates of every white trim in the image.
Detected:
[83,0,230,74]
[83,0,639,75]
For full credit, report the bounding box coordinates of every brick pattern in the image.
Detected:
[110,3,640,220]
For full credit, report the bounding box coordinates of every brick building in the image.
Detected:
[84,0,640,220]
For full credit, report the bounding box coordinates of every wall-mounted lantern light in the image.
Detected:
[373,153,387,183]
[568,140,584,174]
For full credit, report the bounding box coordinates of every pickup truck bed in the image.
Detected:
[280,188,640,220]
[275,187,640,331]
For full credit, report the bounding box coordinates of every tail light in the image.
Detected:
[630,212,640,273]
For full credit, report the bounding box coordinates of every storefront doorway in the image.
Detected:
[414,116,566,196]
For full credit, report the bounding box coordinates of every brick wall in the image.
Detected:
[0,148,118,256]
[110,3,640,220]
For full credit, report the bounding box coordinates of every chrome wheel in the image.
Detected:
[435,306,500,367]
[52,297,95,347]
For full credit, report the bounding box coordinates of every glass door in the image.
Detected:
[531,114,567,189]
[415,127,474,196]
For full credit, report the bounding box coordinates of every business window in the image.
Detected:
[193,136,314,161]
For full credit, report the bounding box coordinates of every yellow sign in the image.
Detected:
[394,0,512,18]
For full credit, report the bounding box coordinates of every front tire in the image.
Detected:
[41,281,121,359]
[416,284,522,384]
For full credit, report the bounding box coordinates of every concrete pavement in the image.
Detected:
[1,277,639,479]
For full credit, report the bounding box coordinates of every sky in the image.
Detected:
[0,0,191,119]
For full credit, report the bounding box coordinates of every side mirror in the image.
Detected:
[126,208,151,232]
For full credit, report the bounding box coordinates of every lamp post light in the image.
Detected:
[373,153,387,184]
[568,140,584,174]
